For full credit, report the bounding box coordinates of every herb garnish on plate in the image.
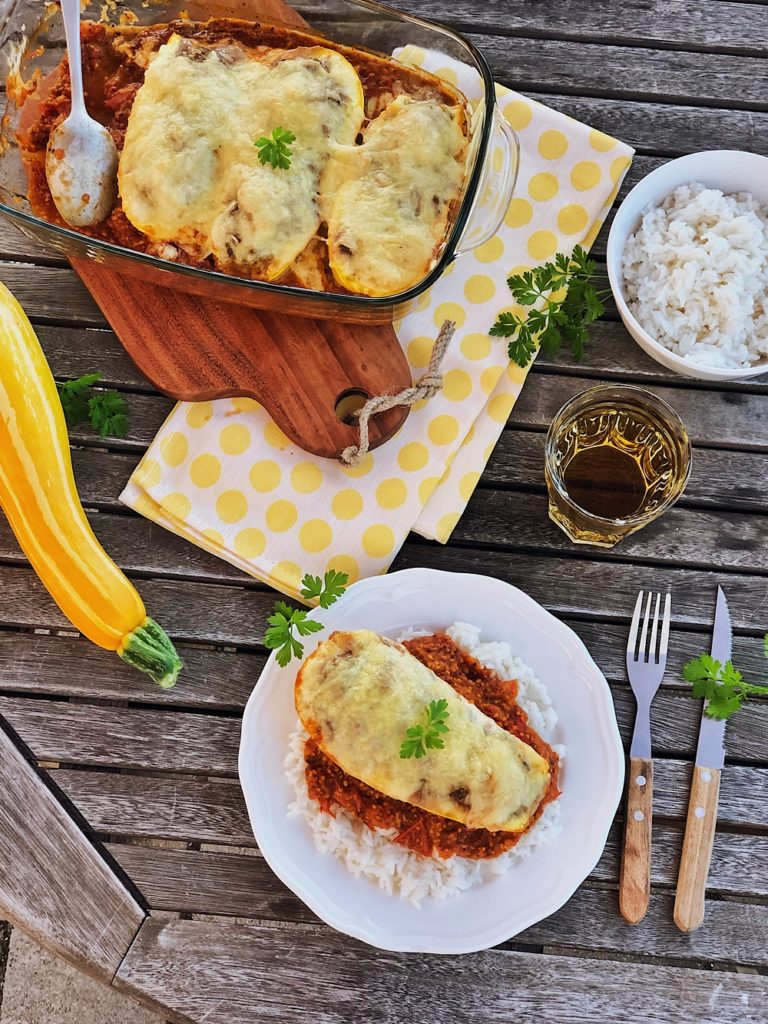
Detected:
[264,569,349,667]
[683,634,768,720]
[57,372,130,439]
[400,699,451,759]
[490,245,608,367]
[255,126,296,170]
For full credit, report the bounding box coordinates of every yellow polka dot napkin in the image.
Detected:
[121,47,633,600]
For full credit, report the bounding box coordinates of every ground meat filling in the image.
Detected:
[16,18,460,292]
[304,633,561,860]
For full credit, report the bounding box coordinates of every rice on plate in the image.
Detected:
[285,622,565,905]
[622,182,768,370]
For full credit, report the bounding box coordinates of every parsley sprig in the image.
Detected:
[399,699,450,759]
[255,126,296,170]
[265,600,324,668]
[683,634,768,721]
[299,570,349,609]
[57,373,130,439]
[263,570,349,667]
[490,245,608,367]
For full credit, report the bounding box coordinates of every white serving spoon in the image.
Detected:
[45,0,118,226]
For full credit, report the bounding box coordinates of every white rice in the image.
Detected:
[622,182,768,369]
[285,622,563,904]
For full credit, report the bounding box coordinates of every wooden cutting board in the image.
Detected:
[69,0,412,460]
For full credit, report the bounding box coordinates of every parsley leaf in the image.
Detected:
[490,244,608,368]
[263,567,350,666]
[255,126,296,170]
[682,635,768,721]
[300,570,349,609]
[264,603,323,667]
[88,391,129,439]
[58,372,101,426]
[399,699,450,759]
[56,373,130,439]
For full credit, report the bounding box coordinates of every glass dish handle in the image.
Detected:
[454,107,520,257]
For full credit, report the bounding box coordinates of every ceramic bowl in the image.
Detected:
[606,150,768,381]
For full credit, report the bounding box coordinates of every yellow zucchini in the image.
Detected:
[0,281,182,687]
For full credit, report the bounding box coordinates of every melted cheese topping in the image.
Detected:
[295,630,551,833]
[118,36,364,278]
[323,97,468,296]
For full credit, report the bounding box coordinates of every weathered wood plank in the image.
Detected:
[473,35,768,109]
[338,0,768,56]
[0,632,262,708]
[108,827,768,925]
[114,916,768,1024]
[0,220,70,265]
[0,725,144,983]
[39,324,150,389]
[521,888,768,965]
[108,844,309,924]
[0,264,104,324]
[393,550,768,636]
[57,772,255,849]
[2,556,767,653]
[452,491,768,571]
[0,697,240,775]
[531,93,768,156]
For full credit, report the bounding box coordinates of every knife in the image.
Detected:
[673,585,731,932]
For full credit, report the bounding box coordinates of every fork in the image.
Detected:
[619,590,671,924]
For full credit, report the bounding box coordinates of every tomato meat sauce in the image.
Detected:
[304,633,561,860]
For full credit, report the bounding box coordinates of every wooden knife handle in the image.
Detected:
[674,765,721,932]
[619,756,653,924]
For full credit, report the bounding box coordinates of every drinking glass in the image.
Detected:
[544,384,692,548]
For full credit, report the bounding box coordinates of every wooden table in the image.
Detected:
[1,2,767,1021]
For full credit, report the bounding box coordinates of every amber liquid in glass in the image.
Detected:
[563,445,647,520]
[545,385,691,547]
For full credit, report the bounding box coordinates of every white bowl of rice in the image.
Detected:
[607,150,768,380]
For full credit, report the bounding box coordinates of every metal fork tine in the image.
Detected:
[659,592,672,661]
[648,592,661,664]
[627,591,644,658]
[638,591,653,663]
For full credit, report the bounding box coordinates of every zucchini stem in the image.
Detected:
[119,616,183,688]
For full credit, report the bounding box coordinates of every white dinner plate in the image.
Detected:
[239,568,624,954]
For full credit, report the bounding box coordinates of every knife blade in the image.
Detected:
[694,585,732,770]
[674,584,732,932]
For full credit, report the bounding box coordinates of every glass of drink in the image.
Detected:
[544,384,692,548]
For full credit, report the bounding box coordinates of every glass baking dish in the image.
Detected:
[0,0,518,323]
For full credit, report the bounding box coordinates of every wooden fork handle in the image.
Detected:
[619,756,653,924]
[674,765,721,932]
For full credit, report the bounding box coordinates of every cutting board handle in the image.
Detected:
[72,261,413,459]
